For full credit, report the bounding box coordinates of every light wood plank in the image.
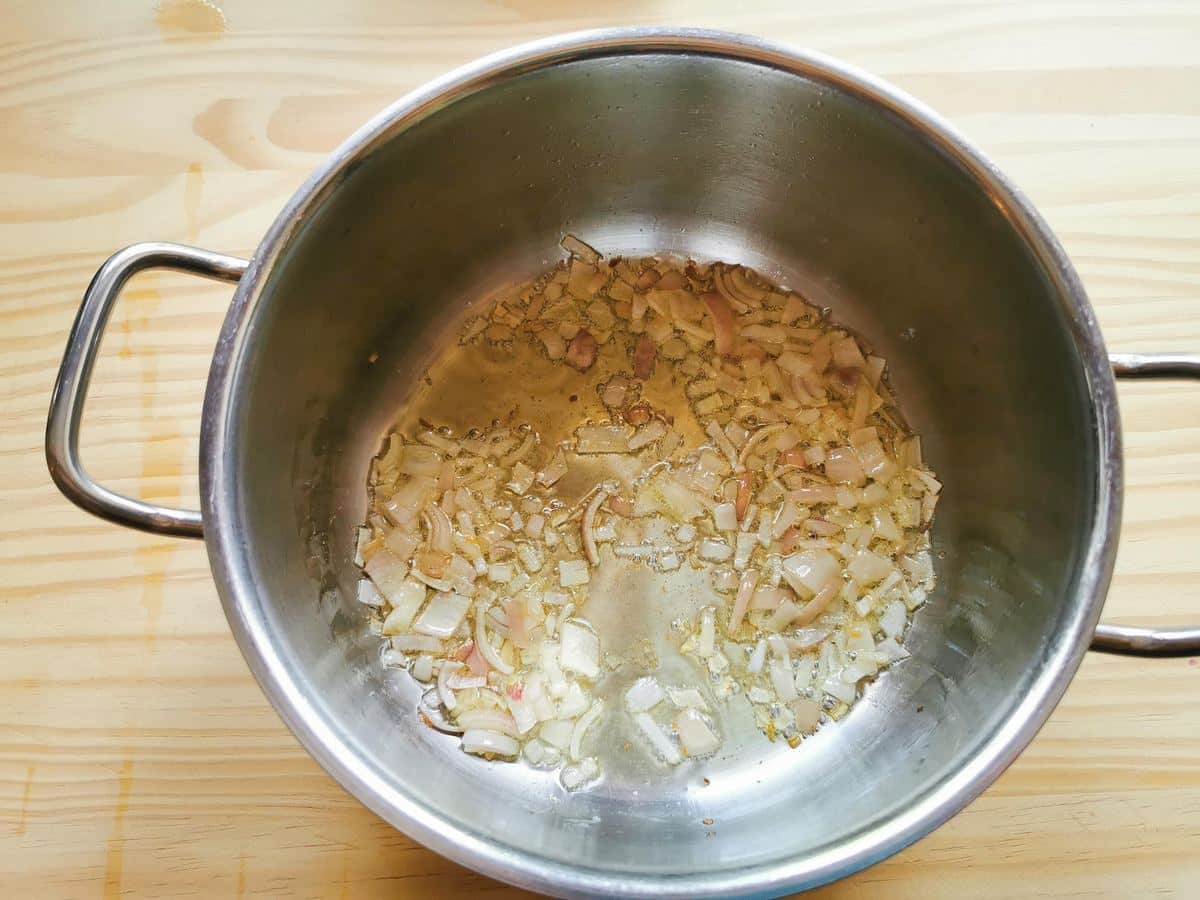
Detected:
[1,2,1197,897]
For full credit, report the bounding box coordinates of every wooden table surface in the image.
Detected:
[2,2,1198,897]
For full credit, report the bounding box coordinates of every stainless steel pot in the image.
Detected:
[46,29,1200,898]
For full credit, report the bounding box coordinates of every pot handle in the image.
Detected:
[45,242,250,539]
[1091,352,1200,656]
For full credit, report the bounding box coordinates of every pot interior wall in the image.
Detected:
[219,52,1098,880]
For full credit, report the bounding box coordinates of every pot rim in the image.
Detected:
[199,27,1120,898]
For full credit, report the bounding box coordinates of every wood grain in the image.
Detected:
[1,2,1198,897]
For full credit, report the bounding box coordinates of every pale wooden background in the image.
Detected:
[1,1,1198,897]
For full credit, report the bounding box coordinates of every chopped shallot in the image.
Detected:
[625,676,666,712]
[462,729,519,758]
[358,240,940,783]
[566,329,598,371]
[699,291,738,356]
[581,486,611,566]
[674,709,721,757]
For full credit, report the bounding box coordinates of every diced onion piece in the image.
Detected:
[635,712,682,765]
[412,591,471,638]
[557,681,590,718]
[637,473,706,522]
[628,418,667,450]
[522,738,546,764]
[793,581,841,627]
[712,567,740,594]
[524,513,545,539]
[752,585,787,611]
[733,532,756,570]
[488,563,515,583]
[781,551,840,597]
[475,606,515,675]
[674,709,721,757]
[537,450,568,486]
[704,421,739,471]
[832,335,867,370]
[447,672,488,692]
[561,233,601,264]
[699,291,737,355]
[697,538,733,563]
[456,708,519,737]
[565,328,598,371]
[399,444,443,477]
[625,676,666,713]
[461,729,519,758]
[773,502,801,539]
[729,570,759,635]
[764,598,803,632]
[422,503,454,554]
[592,522,617,543]
[915,469,943,495]
[734,470,754,523]
[437,660,462,710]
[381,648,407,668]
[872,509,902,542]
[569,700,604,761]
[770,659,799,701]
[780,294,807,324]
[790,626,833,650]
[559,621,600,678]
[381,577,428,634]
[393,634,443,654]
[712,502,738,532]
[516,542,544,573]
[537,328,566,360]
[632,333,657,379]
[768,634,791,662]
[742,323,787,344]
[790,484,836,504]
[825,446,866,486]
[357,579,384,608]
[880,600,908,639]
[581,487,611,566]
[612,545,655,560]
[667,687,709,710]
[823,677,857,704]
[575,424,633,454]
[876,637,910,662]
[736,423,788,471]
[384,528,419,561]
[417,429,460,457]
[558,559,590,587]
[410,565,454,593]
[540,719,573,751]
[846,623,875,655]
[365,551,409,601]
[729,267,767,305]
[507,461,536,495]
[847,549,893,586]
[904,551,936,585]
[748,638,768,674]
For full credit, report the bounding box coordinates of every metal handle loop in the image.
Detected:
[1092,353,1200,655]
[45,242,249,538]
